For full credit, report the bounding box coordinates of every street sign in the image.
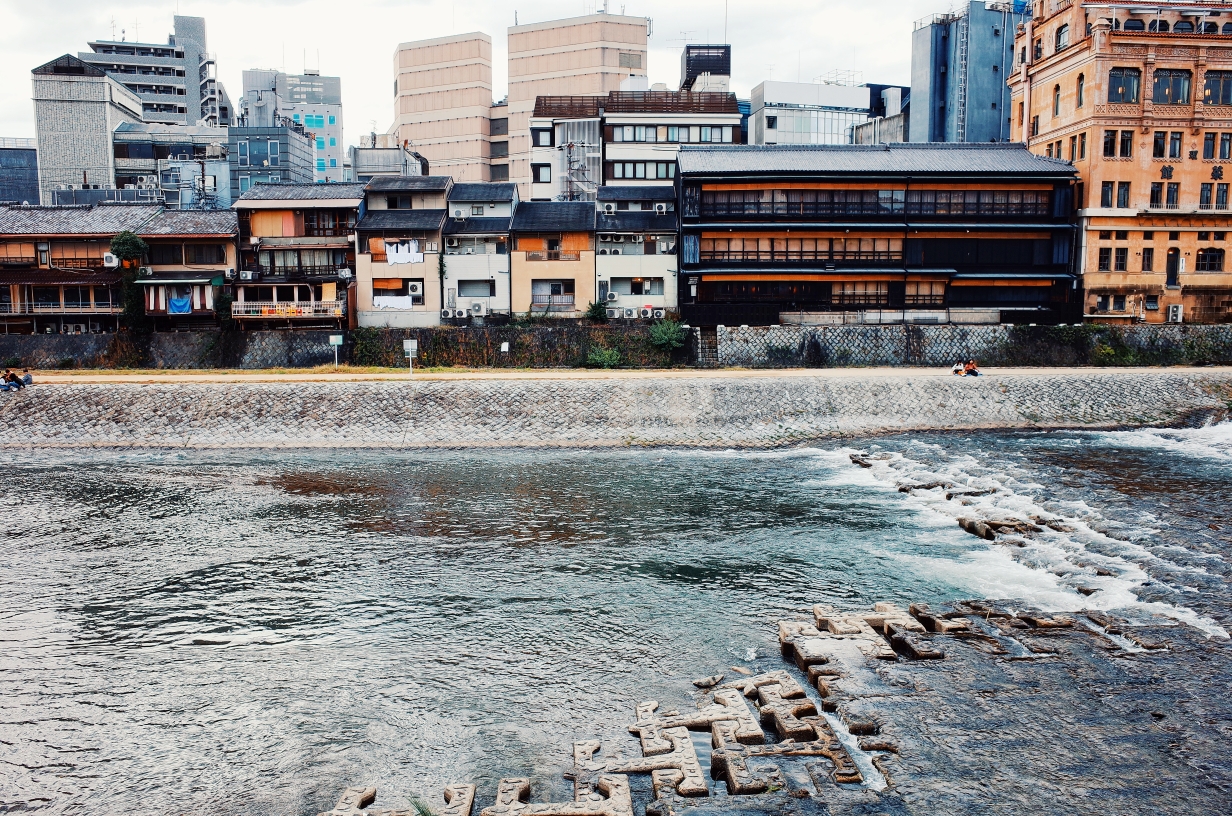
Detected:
[500,341,510,353]
[329,335,344,346]
[403,339,419,358]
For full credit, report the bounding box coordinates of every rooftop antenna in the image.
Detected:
[724,0,729,45]
[110,17,116,40]
[121,28,126,42]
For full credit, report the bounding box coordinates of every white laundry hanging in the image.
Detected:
[386,239,424,265]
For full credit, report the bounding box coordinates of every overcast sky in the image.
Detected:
[0,0,958,144]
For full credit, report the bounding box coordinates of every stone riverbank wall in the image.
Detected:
[707,323,1232,368]
[1,370,1229,449]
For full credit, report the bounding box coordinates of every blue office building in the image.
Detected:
[0,139,39,204]
[910,1,1032,144]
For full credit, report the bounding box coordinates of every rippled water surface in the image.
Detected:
[2,428,1230,814]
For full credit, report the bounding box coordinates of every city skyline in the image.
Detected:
[0,0,949,143]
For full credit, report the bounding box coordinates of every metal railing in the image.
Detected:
[232,299,346,318]
[700,250,904,264]
[50,258,104,269]
[0,257,37,266]
[256,265,350,277]
[0,303,120,314]
[525,251,581,262]
[531,295,576,308]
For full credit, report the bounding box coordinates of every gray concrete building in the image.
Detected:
[31,55,143,205]
[227,125,314,200]
[910,1,1031,143]
[0,138,39,204]
[78,15,231,127]
[240,69,344,183]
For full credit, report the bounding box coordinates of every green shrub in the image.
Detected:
[57,357,77,369]
[350,326,388,367]
[649,319,686,351]
[585,300,609,324]
[3,357,20,368]
[587,347,621,368]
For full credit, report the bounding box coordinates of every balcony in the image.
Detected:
[51,258,105,269]
[700,250,903,264]
[531,295,576,309]
[233,299,346,318]
[0,303,120,315]
[255,265,351,278]
[525,251,580,262]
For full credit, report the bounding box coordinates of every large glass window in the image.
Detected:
[1055,24,1070,52]
[1154,70,1192,105]
[150,244,183,265]
[1108,68,1141,103]
[1205,71,1232,106]
[185,244,225,264]
[1197,248,1225,271]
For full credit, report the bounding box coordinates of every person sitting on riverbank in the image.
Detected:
[21,369,31,386]
[951,362,965,375]
[1,369,24,391]
[963,359,982,377]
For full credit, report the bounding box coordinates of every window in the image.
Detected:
[1032,115,1040,137]
[1070,135,1078,161]
[1080,132,1087,159]
[1202,183,1214,209]
[1149,20,1170,33]
[329,158,337,168]
[292,113,301,122]
[237,140,249,167]
[316,137,325,150]
[329,137,336,147]
[1219,184,1230,210]
[1104,130,1118,157]
[1154,70,1192,105]
[458,280,496,297]
[766,116,777,129]
[1113,295,1126,311]
[1146,295,1160,310]
[1222,134,1232,160]
[1154,131,1167,158]
[490,164,509,182]
[185,244,225,264]
[1170,231,1180,241]
[269,140,279,167]
[1150,182,1164,208]
[239,175,251,192]
[1114,247,1128,271]
[532,128,553,147]
[1205,72,1232,106]
[1226,23,1232,35]
[1098,247,1112,270]
[1197,248,1225,271]
[532,164,551,184]
[1120,130,1134,158]
[1077,74,1085,107]
[1034,38,1043,60]
[150,244,183,265]
[1046,142,1054,158]
[1123,19,1145,32]
[1144,231,1154,240]
[1108,68,1141,103]
[328,115,336,125]
[1053,85,1061,117]
[1200,232,1210,241]
[1169,132,1182,159]
[1167,182,1180,209]
[1099,230,1112,240]
[1117,182,1131,208]
[618,52,642,69]
[1101,181,1114,208]
[1055,24,1070,52]
[1173,21,1194,34]
[316,158,326,171]
[1116,230,1128,240]
[1143,247,1155,271]
[1205,132,1217,159]
[1217,232,1227,241]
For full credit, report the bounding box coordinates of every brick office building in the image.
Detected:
[1010,0,1232,323]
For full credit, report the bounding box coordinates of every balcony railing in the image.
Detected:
[525,251,580,262]
[531,295,576,308]
[232,299,346,318]
[0,303,121,315]
[303,226,353,237]
[51,258,104,269]
[256,265,351,277]
[0,256,37,266]
[700,250,904,264]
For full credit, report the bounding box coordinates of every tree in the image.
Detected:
[109,231,147,263]
[585,300,609,323]
[110,231,151,332]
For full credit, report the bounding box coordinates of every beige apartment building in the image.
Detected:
[1009,0,1232,324]
[507,13,649,193]
[392,33,493,183]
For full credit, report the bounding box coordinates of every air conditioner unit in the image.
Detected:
[453,209,466,219]
[639,307,653,318]
[612,235,625,243]
[465,247,474,254]
[606,308,622,319]
[654,203,668,214]
[653,308,666,319]
[599,234,612,242]
[606,291,619,302]
[177,154,189,161]
[102,253,120,268]
[471,301,488,316]
[603,203,616,213]
[240,269,259,281]
[138,266,153,277]
[632,235,644,243]
[441,308,454,319]
[598,248,608,255]
[623,307,637,319]
[454,309,469,319]
[407,282,424,296]
[249,237,260,245]
[611,249,621,255]
[446,237,460,247]
[1167,304,1184,323]
[224,268,236,280]
[337,269,353,280]
[65,323,86,334]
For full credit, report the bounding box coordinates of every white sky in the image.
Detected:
[0,0,954,144]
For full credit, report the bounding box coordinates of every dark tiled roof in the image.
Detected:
[357,209,447,231]
[511,202,595,232]
[0,204,162,235]
[448,183,517,202]
[365,176,452,192]
[677,143,1077,176]
[597,186,676,202]
[236,183,367,202]
[597,212,678,232]
[0,269,121,285]
[141,209,237,236]
[443,217,512,236]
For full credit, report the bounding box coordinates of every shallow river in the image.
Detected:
[2,425,1230,814]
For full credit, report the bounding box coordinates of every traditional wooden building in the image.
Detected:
[138,209,237,330]
[1009,0,1232,323]
[675,143,1081,327]
[510,201,596,317]
[233,183,362,330]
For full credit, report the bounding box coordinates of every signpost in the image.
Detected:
[329,334,343,369]
[404,338,418,376]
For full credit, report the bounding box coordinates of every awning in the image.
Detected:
[949,279,1055,287]
[372,278,405,290]
[140,278,213,285]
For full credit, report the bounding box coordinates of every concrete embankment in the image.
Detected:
[1,369,1229,449]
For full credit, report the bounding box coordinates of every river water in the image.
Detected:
[1,425,1230,814]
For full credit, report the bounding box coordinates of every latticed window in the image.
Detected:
[1196,248,1225,271]
[1108,68,1141,103]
